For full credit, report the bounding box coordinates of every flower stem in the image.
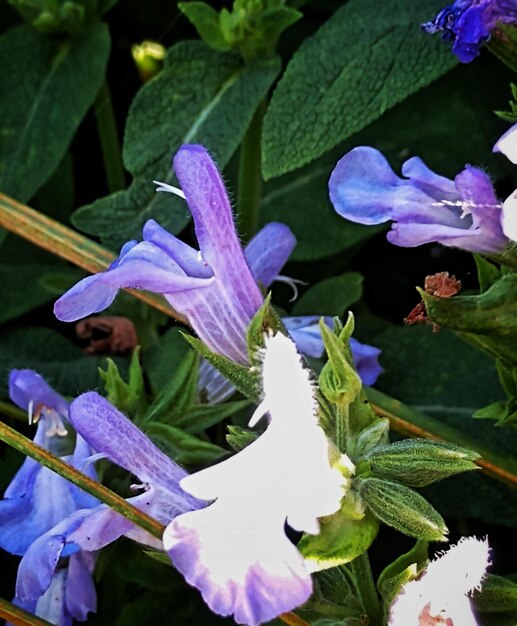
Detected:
[93,80,126,193]
[348,552,383,626]
[0,598,53,626]
[237,100,266,243]
[0,420,165,539]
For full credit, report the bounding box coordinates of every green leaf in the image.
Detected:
[292,273,364,317]
[142,327,191,393]
[99,348,148,420]
[0,24,110,202]
[377,540,428,607]
[144,421,227,466]
[179,2,229,50]
[475,255,502,293]
[474,574,517,614]
[0,327,127,397]
[299,494,379,570]
[176,399,250,435]
[142,349,199,425]
[363,439,479,487]
[184,334,260,402]
[262,0,457,178]
[73,41,280,249]
[226,424,258,451]
[357,477,448,541]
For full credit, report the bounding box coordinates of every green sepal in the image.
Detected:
[474,399,517,426]
[496,82,517,123]
[141,349,199,425]
[143,422,227,466]
[246,294,284,365]
[377,540,428,608]
[319,316,362,407]
[143,550,173,566]
[98,348,148,420]
[356,477,448,541]
[299,491,379,571]
[175,400,251,435]
[226,424,258,451]
[352,418,390,459]
[183,333,260,402]
[419,275,517,336]
[487,23,517,74]
[475,254,502,293]
[473,574,517,614]
[178,2,230,51]
[362,438,479,487]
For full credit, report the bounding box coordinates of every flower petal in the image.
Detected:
[9,370,69,417]
[172,145,263,317]
[197,359,237,404]
[54,241,213,322]
[69,393,200,511]
[244,223,296,289]
[65,552,97,621]
[494,122,517,164]
[349,338,382,386]
[165,504,312,626]
[283,316,333,358]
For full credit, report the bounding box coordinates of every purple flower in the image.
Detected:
[329,146,507,254]
[14,391,203,612]
[0,370,99,625]
[349,338,383,386]
[422,0,517,63]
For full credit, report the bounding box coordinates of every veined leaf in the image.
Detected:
[0,24,110,202]
[73,41,280,248]
[262,0,456,178]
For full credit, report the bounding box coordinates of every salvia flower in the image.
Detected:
[164,333,353,626]
[55,144,380,402]
[0,370,99,625]
[422,0,517,63]
[494,122,517,241]
[14,391,203,607]
[329,146,508,254]
[389,537,490,625]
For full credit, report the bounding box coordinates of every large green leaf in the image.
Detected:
[262,0,457,178]
[0,327,127,398]
[73,41,280,249]
[0,23,110,202]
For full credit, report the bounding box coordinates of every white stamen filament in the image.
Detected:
[274,275,307,302]
[153,180,186,199]
[81,452,107,472]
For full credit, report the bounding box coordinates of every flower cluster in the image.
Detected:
[422,0,517,63]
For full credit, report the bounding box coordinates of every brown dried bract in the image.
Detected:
[423,272,462,298]
[76,316,138,355]
[405,272,462,330]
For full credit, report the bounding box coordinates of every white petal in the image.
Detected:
[494,123,517,164]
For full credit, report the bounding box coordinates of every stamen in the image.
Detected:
[28,399,34,426]
[153,180,186,199]
[130,482,150,492]
[274,275,307,302]
[44,409,68,437]
[81,452,107,471]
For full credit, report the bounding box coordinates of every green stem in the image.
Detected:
[348,552,383,626]
[0,420,164,539]
[94,80,126,193]
[237,100,266,243]
[0,399,26,422]
[0,598,54,626]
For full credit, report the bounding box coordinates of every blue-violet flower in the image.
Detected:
[422,0,517,63]
[329,146,508,254]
